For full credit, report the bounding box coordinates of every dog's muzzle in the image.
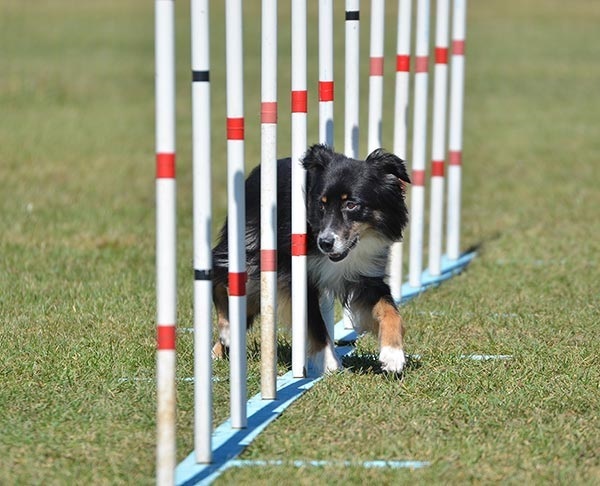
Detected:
[317,233,359,262]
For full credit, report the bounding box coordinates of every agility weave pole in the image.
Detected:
[446,0,467,260]
[154,1,177,483]
[317,0,336,340]
[155,1,472,484]
[388,0,412,303]
[260,0,278,402]
[190,0,213,465]
[290,0,309,379]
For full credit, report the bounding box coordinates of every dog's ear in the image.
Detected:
[366,148,411,186]
[302,144,335,172]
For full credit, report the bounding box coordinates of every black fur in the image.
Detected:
[212,144,410,370]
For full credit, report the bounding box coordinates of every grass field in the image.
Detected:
[1,0,599,484]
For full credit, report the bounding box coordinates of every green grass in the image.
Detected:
[1,0,599,484]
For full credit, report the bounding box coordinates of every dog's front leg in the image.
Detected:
[373,298,406,373]
[307,285,342,374]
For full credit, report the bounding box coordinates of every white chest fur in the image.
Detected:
[307,233,391,299]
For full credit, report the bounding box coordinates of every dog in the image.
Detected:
[212,144,411,373]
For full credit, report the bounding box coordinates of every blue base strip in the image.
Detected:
[176,252,475,485]
[176,347,356,486]
[224,459,431,469]
[176,376,318,486]
[399,252,477,304]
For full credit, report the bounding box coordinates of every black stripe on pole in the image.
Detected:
[194,269,213,280]
[192,70,210,82]
[345,10,359,21]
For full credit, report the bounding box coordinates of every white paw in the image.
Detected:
[218,326,231,348]
[309,342,343,375]
[379,346,406,373]
[212,326,231,359]
[323,344,343,373]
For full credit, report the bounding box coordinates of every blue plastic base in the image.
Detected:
[399,252,477,303]
[176,252,475,485]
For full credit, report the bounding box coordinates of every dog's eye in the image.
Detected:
[344,201,360,211]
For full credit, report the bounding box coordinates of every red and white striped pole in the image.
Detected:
[427,0,450,276]
[291,0,308,378]
[319,0,334,147]
[191,0,213,463]
[408,0,430,288]
[260,0,278,399]
[318,0,336,342]
[446,0,467,261]
[225,0,247,427]
[367,0,385,153]
[388,0,412,303]
[344,0,360,159]
[155,0,176,483]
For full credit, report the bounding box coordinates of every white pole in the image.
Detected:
[427,0,450,276]
[191,0,212,464]
[318,0,336,343]
[388,0,412,303]
[367,0,385,153]
[291,0,308,378]
[155,0,176,483]
[408,0,430,288]
[225,0,247,428]
[261,0,278,399]
[343,0,360,330]
[344,0,360,159]
[446,0,467,260]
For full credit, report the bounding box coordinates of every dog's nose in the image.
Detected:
[318,234,335,253]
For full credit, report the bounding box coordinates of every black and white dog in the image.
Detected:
[212,144,410,373]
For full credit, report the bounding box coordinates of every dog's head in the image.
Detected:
[302,144,410,263]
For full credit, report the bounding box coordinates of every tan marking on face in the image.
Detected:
[341,193,348,201]
[321,196,327,203]
[372,299,405,349]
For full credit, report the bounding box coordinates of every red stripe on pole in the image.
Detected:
[291,233,307,256]
[157,325,176,350]
[261,249,277,272]
[449,151,462,166]
[228,272,247,296]
[370,57,384,76]
[431,160,445,177]
[261,102,278,124]
[435,47,448,64]
[415,56,429,73]
[319,81,334,102]
[260,101,277,123]
[412,169,426,187]
[227,117,245,140]
[452,40,465,55]
[156,153,176,179]
[291,90,308,113]
[396,54,410,72]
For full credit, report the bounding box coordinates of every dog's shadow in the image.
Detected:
[245,333,420,378]
[342,351,421,379]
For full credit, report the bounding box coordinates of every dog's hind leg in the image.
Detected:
[212,282,230,358]
[307,285,342,374]
[212,279,259,359]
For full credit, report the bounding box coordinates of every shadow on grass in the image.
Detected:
[243,320,432,379]
[342,352,422,378]
[245,335,294,371]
